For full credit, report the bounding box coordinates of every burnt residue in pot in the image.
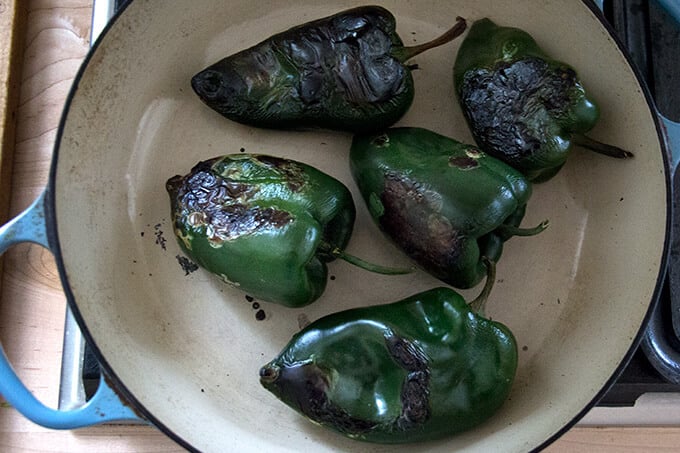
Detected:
[246,294,266,321]
[176,255,199,275]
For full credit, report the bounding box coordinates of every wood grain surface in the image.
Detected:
[0,0,27,294]
[0,1,679,451]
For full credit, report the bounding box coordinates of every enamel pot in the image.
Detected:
[1,1,679,451]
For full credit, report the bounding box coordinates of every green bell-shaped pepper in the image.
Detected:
[191,6,465,133]
[260,259,517,444]
[350,127,547,289]
[453,18,632,182]
[166,154,408,308]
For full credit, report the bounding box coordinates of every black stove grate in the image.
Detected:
[599,0,680,403]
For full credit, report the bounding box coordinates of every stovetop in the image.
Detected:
[59,0,680,423]
[599,0,680,400]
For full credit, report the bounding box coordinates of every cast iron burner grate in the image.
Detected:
[598,0,680,405]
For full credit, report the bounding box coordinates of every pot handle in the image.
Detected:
[655,0,680,175]
[657,0,680,25]
[0,191,141,428]
[660,115,680,177]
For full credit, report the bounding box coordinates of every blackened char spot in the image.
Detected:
[284,6,406,106]
[449,155,479,170]
[384,333,431,430]
[299,67,324,104]
[379,172,465,281]
[274,332,432,437]
[168,162,294,244]
[207,203,292,242]
[398,370,431,429]
[385,334,428,372]
[277,363,378,435]
[460,57,579,164]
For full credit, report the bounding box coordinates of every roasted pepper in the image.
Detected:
[166,154,408,308]
[453,18,632,182]
[350,127,547,289]
[191,6,466,132]
[260,258,517,444]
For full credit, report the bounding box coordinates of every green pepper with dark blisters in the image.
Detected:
[260,258,516,444]
[191,6,466,132]
[350,127,547,289]
[453,18,632,182]
[166,154,409,308]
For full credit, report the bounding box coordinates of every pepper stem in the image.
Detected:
[392,17,467,62]
[470,257,496,316]
[496,219,549,237]
[573,134,634,159]
[319,241,413,275]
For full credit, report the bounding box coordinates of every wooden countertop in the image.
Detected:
[1,1,680,451]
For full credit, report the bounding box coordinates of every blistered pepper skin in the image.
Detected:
[350,127,545,289]
[166,154,355,307]
[453,18,615,182]
[192,6,465,133]
[259,284,517,444]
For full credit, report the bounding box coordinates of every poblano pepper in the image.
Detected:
[453,18,632,182]
[350,127,547,289]
[191,6,466,132]
[166,154,408,308]
[260,259,517,444]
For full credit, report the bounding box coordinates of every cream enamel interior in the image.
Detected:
[53,1,668,451]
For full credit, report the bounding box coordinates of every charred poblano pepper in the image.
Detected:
[453,18,632,182]
[260,259,517,444]
[166,154,408,308]
[350,127,547,289]
[192,6,466,132]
